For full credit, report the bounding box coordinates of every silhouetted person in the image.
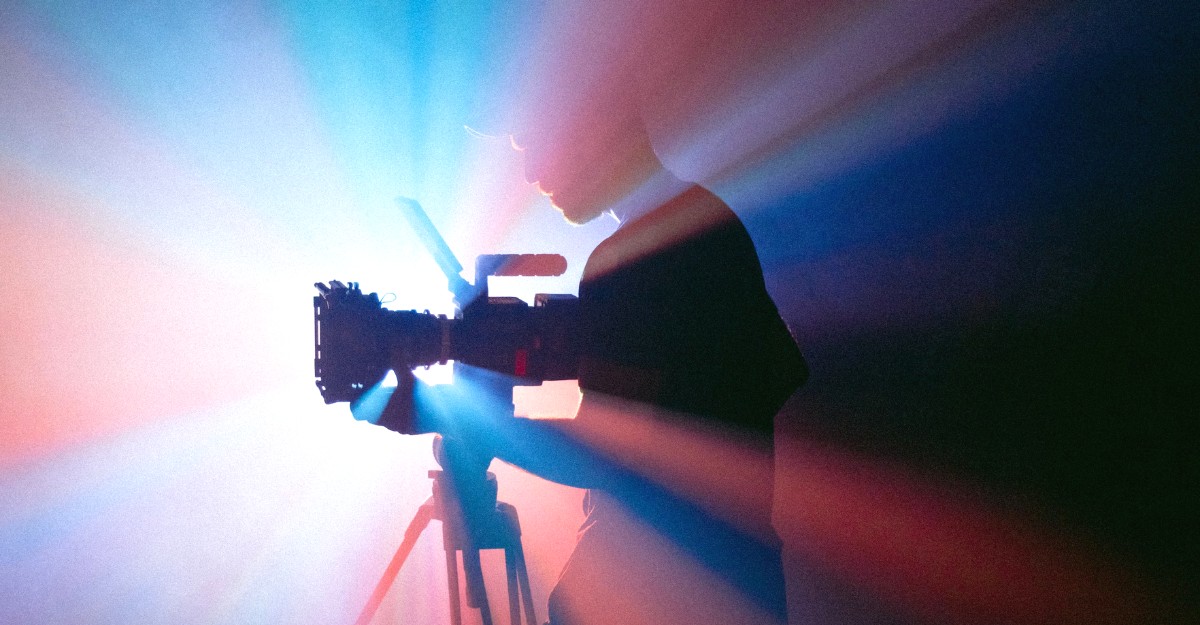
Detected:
[515,103,805,625]
[365,11,804,617]
[367,94,804,624]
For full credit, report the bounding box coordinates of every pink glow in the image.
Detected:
[775,438,1166,624]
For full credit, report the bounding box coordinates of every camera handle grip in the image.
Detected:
[351,367,424,435]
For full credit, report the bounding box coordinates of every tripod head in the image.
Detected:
[354,433,537,625]
[430,433,498,547]
[428,433,537,625]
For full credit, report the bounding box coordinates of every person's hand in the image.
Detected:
[349,367,431,435]
[380,368,424,434]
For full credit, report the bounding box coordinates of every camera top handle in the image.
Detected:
[395,197,568,307]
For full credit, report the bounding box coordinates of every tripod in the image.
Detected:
[353,435,538,625]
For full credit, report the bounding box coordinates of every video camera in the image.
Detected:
[313,199,580,405]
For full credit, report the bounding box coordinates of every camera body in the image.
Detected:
[314,271,580,405]
[314,199,581,405]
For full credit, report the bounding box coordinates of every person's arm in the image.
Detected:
[480,410,615,489]
[356,370,621,489]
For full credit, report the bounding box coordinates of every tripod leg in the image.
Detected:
[514,541,538,625]
[354,502,435,625]
[505,548,521,625]
[463,549,494,625]
[445,549,463,625]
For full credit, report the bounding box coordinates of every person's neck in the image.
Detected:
[606,167,692,228]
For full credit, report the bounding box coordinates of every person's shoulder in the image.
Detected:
[583,185,740,281]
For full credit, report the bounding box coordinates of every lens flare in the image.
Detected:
[2,0,1192,623]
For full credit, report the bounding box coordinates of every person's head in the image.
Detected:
[511,95,663,225]
[490,2,678,225]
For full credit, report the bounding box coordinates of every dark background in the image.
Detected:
[742,2,1197,621]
